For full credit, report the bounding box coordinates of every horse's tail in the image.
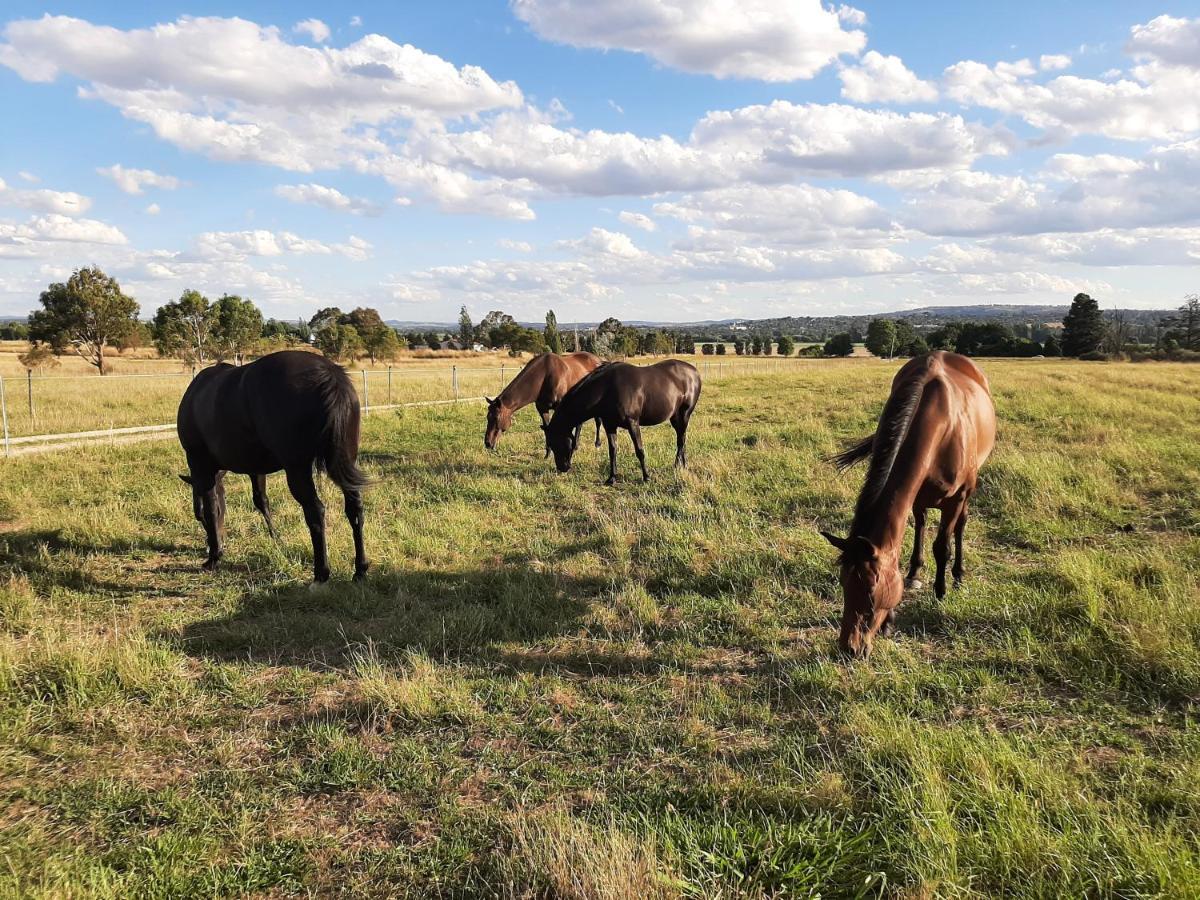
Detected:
[830,433,874,470]
[316,362,371,492]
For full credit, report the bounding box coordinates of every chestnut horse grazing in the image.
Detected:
[822,351,995,658]
[484,351,602,455]
[177,350,370,584]
[546,360,701,485]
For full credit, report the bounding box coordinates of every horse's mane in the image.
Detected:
[850,362,935,527]
[560,361,616,403]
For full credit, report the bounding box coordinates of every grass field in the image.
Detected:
[1,358,1198,897]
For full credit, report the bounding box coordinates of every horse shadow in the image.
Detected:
[167,555,604,672]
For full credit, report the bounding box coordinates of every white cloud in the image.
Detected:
[274,182,381,215]
[293,18,331,43]
[17,171,37,183]
[839,51,938,104]
[0,176,91,216]
[1039,54,1071,71]
[511,0,866,82]
[0,214,127,257]
[0,15,524,172]
[1127,15,1200,68]
[350,16,363,28]
[194,228,371,262]
[560,227,646,259]
[618,211,656,231]
[145,203,160,215]
[96,163,180,194]
[498,239,533,252]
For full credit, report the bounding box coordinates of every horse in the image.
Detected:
[484,351,603,455]
[545,360,701,485]
[821,350,996,658]
[176,350,370,584]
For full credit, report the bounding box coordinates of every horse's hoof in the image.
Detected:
[201,555,221,572]
[313,570,331,584]
[353,565,370,582]
[604,478,616,487]
[905,578,923,591]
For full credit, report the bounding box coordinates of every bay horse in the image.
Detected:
[176,350,370,583]
[484,351,602,455]
[822,351,995,658]
[545,360,701,485]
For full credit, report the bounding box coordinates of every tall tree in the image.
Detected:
[475,310,515,347]
[346,307,392,363]
[315,322,363,362]
[29,267,139,375]
[211,294,263,364]
[1161,295,1200,351]
[458,305,474,348]
[308,306,343,333]
[153,289,215,364]
[865,318,898,358]
[824,333,854,357]
[544,309,563,353]
[776,335,795,357]
[1062,293,1105,357]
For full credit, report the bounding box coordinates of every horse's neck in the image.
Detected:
[500,360,546,411]
[853,456,929,553]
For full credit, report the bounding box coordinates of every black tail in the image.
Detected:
[830,434,874,470]
[315,362,371,491]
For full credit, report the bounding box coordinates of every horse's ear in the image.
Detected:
[485,396,495,405]
[848,536,879,562]
[820,531,847,552]
[179,474,193,486]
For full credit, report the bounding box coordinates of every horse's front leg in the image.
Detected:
[539,407,553,458]
[604,424,619,486]
[905,506,927,590]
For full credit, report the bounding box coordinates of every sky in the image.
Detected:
[1,2,1199,324]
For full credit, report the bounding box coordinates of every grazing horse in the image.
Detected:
[176,350,370,583]
[822,351,995,658]
[545,360,702,485]
[484,351,602,455]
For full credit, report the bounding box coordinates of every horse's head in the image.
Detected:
[484,397,512,450]
[547,423,576,473]
[821,531,902,659]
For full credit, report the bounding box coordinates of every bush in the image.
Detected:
[715,344,726,355]
[1078,350,1110,361]
[701,344,715,355]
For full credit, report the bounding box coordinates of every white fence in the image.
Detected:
[0,358,796,457]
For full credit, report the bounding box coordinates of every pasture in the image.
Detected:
[1,358,1198,897]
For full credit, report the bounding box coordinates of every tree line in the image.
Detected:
[8,266,1197,374]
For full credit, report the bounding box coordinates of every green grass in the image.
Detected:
[1,358,1198,897]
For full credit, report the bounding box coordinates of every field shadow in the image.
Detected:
[168,555,603,671]
[0,527,194,598]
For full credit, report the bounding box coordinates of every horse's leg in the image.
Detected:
[604,424,619,486]
[953,503,969,587]
[250,473,277,540]
[539,406,553,458]
[594,418,602,448]
[629,422,649,482]
[214,471,227,541]
[905,506,927,590]
[933,499,965,600]
[285,465,330,583]
[671,407,693,468]
[191,468,222,571]
[343,486,370,581]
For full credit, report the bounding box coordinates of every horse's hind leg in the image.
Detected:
[189,468,223,571]
[933,498,966,600]
[250,473,277,540]
[629,422,650,482]
[594,418,602,448]
[604,424,619,486]
[285,465,330,583]
[343,487,370,581]
[905,507,927,590]
[671,407,693,468]
[953,504,969,587]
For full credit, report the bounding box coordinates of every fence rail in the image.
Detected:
[0,358,804,457]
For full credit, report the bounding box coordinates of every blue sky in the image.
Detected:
[1,2,1199,323]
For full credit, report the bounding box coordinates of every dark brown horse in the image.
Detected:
[822,351,995,658]
[177,350,370,583]
[485,351,602,455]
[546,360,701,485]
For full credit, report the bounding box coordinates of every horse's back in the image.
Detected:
[913,352,996,483]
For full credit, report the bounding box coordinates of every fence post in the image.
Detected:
[0,375,9,458]
[452,365,459,401]
[27,369,33,422]
[500,364,505,390]
[387,366,393,406]
[361,370,369,413]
